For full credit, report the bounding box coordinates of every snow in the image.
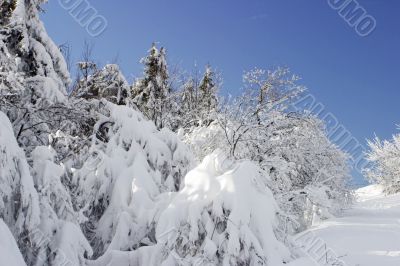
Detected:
[90,152,291,265]
[0,219,27,266]
[294,184,400,266]
[0,2,397,265]
[155,152,291,265]
[366,134,400,194]
[74,102,193,258]
[286,257,318,266]
[9,0,71,90]
[0,111,40,233]
[53,222,94,266]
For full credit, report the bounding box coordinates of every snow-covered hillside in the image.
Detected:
[294,185,400,266]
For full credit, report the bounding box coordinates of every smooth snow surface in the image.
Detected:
[0,219,27,266]
[296,184,400,266]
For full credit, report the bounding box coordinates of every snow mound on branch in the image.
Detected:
[91,152,291,265]
[156,152,290,265]
[0,219,27,266]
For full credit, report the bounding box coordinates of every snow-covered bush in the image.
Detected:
[184,113,352,232]
[0,112,92,265]
[91,152,292,266]
[0,111,40,260]
[0,0,94,154]
[73,102,193,258]
[155,152,291,265]
[182,66,352,232]
[259,115,352,231]
[366,133,400,194]
[72,64,131,105]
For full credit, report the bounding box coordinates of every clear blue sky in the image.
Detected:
[41,0,399,185]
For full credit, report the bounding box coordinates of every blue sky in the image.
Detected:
[41,0,399,185]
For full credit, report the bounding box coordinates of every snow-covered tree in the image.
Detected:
[90,152,293,266]
[242,67,305,124]
[184,67,352,232]
[0,111,40,263]
[178,65,220,130]
[366,133,400,194]
[0,111,92,266]
[72,64,131,105]
[0,0,70,87]
[214,67,305,158]
[260,114,352,231]
[30,146,93,266]
[0,0,74,153]
[72,101,193,258]
[197,66,219,122]
[154,152,292,266]
[132,43,170,128]
[184,114,352,232]
[0,2,95,265]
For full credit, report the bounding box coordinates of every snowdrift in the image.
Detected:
[0,219,27,266]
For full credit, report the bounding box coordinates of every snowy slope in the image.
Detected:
[294,185,400,266]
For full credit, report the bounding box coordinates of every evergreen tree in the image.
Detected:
[198,65,218,120]
[132,43,170,128]
[178,65,219,130]
[0,111,40,265]
[179,77,198,128]
[72,64,131,105]
[0,0,73,152]
[0,1,94,265]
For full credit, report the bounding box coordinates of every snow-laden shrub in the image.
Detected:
[92,152,292,266]
[366,134,400,194]
[0,111,40,257]
[259,115,352,231]
[155,152,291,265]
[182,122,226,163]
[0,112,92,265]
[0,0,95,155]
[183,113,352,232]
[72,64,131,106]
[73,102,193,258]
[30,145,92,266]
